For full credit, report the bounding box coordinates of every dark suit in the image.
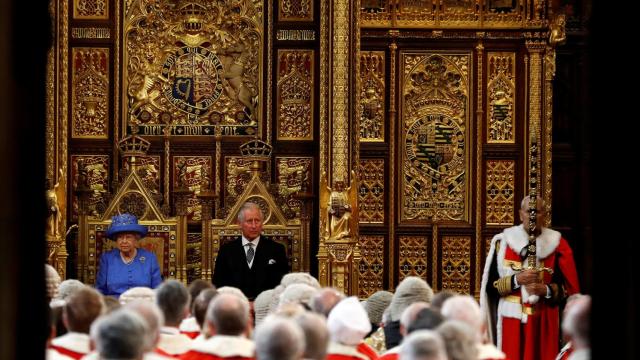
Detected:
[212,236,289,300]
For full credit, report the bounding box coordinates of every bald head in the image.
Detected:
[562,294,591,348]
[206,292,250,336]
[255,317,305,360]
[295,312,329,360]
[311,288,344,317]
[63,287,105,333]
[400,302,430,336]
[400,329,448,360]
[440,295,484,342]
[125,300,164,351]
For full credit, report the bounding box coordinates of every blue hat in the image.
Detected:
[105,213,148,239]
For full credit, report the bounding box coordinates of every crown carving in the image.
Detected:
[119,124,150,157]
[240,138,272,162]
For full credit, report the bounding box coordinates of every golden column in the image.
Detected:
[318,0,361,295]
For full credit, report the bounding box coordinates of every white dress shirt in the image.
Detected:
[241,235,261,268]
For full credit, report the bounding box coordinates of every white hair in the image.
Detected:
[440,295,484,343]
[400,302,430,331]
[125,300,164,351]
[562,294,591,348]
[279,283,318,309]
[295,312,329,360]
[237,202,263,222]
[400,329,448,360]
[119,286,156,305]
[90,309,148,360]
[436,320,478,360]
[216,286,249,302]
[254,289,275,327]
[520,195,545,210]
[255,317,305,360]
[54,279,86,302]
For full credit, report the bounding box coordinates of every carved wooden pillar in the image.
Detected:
[543,13,564,226]
[293,182,314,279]
[46,0,70,280]
[197,190,217,282]
[75,169,93,283]
[173,187,191,284]
[318,0,361,295]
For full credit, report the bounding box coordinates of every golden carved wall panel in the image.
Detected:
[277,50,314,140]
[72,27,111,39]
[358,159,385,224]
[485,236,493,257]
[71,48,109,139]
[440,0,478,25]
[73,0,108,19]
[358,235,385,298]
[398,235,428,281]
[359,0,552,28]
[400,52,471,223]
[486,159,515,225]
[396,0,436,27]
[330,0,351,183]
[276,157,313,215]
[360,0,391,27]
[359,51,385,142]
[123,0,264,137]
[123,155,161,195]
[173,156,212,222]
[186,232,203,283]
[279,0,313,21]
[488,52,516,143]
[225,157,253,201]
[71,155,109,220]
[440,236,471,294]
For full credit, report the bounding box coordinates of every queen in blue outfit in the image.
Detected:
[96,213,162,297]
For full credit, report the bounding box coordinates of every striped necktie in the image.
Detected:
[246,243,255,264]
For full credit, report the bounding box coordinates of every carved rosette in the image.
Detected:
[440,236,471,294]
[486,160,515,225]
[359,51,385,142]
[277,50,314,140]
[488,52,516,143]
[401,53,470,222]
[72,48,109,139]
[358,159,384,224]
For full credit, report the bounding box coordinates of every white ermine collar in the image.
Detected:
[189,335,255,358]
[503,224,560,260]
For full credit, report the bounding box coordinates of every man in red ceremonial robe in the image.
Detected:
[480,196,580,360]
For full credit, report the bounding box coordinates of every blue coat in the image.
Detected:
[96,248,162,297]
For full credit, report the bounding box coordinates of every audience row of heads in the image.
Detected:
[46,264,590,360]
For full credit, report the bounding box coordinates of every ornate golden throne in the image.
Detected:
[202,140,309,282]
[76,130,183,285]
